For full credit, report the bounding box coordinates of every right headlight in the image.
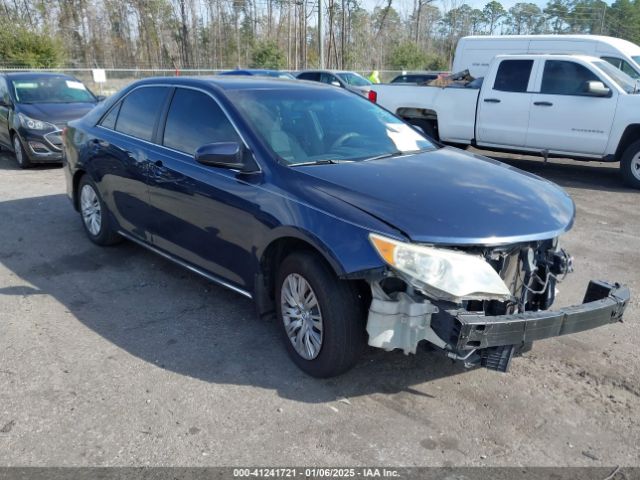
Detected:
[369,233,512,302]
[18,113,55,131]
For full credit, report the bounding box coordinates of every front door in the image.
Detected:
[147,87,260,289]
[525,59,617,155]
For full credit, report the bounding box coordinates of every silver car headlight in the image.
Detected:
[369,233,512,302]
[18,113,54,131]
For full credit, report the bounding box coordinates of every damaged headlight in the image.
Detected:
[369,233,512,302]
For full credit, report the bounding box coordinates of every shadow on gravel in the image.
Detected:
[0,193,471,405]
[0,151,63,171]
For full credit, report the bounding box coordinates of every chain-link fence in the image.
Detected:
[0,67,407,96]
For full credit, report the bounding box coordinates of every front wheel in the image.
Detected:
[13,134,31,169]
[276,251,366,378]
[78,175,122,246]
[620,139,640,189]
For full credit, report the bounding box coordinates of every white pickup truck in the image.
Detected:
[371,53,640,188]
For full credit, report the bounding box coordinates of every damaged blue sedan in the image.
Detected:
[63,77,630,377]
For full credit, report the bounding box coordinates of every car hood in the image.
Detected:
[17,102,96,126]
[297,147,575,245]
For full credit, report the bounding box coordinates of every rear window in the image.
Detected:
[115,87,169,142]
[493,60,533,93]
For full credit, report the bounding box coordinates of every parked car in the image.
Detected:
[371,54,640,188]
[390,72,443,85]
[63,76,629,377]
[296,70,371,96]
[218,69,296,79]
[454,34,640,79]
[0,72,101,168]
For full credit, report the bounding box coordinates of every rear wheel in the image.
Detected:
[276,251,366,378]
[13,134,31,169]
[620,139,640,189]
[78,175,122,246]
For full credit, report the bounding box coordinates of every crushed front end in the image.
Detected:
[365,236,630,372]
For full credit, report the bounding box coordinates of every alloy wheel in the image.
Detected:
[13,136,24,166]
[80,184,102,236]
[631,152,640,182]
[280,273,324,360]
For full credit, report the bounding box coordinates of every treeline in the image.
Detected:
[1,0,639,71]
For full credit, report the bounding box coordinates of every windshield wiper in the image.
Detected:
[289,159,349,167]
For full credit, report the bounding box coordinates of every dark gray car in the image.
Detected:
[296,70,372,97]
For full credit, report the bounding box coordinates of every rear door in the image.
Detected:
[91,85,171,240]
[525,59,617,155]
[476,59,536,147]
[0,78,11,148]
[147,87,260,289]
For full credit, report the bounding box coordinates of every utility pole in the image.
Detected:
[319,0,325,68]
[600,4,606,34]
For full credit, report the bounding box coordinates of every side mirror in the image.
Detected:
[586,81,611,97]
[331,81,341,87]
[0,98,12,108]
[96,95,107,102]
[195,142,246,170]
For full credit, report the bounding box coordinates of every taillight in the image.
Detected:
[368,90,377,103]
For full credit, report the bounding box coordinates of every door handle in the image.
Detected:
[91,138,109,148]
[154,160,163,167]
[484,98,501,103]
[534,101,553,107]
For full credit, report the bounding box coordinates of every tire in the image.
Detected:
[276,251,366,378]
[408,118,438,141]
[12,134,31,169]
[77,175,122,246]
[620,139,640,189]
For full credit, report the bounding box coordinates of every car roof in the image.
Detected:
[1,72,77,80]
[128,75,336,92]
[297,70,357,75]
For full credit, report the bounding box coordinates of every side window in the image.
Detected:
[100,103,120,130]
[620,60,639,79]
[601,56,638,78]
[493,60,533,93]
[320,73,338,85]
[602,56,622,69]
[115,87,169,141]
[298,72,319,81]
[541,60,601,95]
[163,88,240,155]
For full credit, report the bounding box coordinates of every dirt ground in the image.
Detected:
[0,148,638,467]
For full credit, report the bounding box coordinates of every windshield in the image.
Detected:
[10,76,96,104]
[231,88,436,165]
[336,72,371,87]
[593,61,638,93]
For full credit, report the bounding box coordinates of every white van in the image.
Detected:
[453,35,640,79]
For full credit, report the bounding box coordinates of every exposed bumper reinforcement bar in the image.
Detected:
[454,280,630,351]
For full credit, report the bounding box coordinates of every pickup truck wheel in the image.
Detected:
[621,140,640,189]
[78,175,122,246]
[409,119,438,141]
[276,251,366,378]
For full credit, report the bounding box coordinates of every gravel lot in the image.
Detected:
[0,148,638,467]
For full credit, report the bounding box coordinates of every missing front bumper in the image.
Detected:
[366,280,630,372]
[452,280,629,351]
